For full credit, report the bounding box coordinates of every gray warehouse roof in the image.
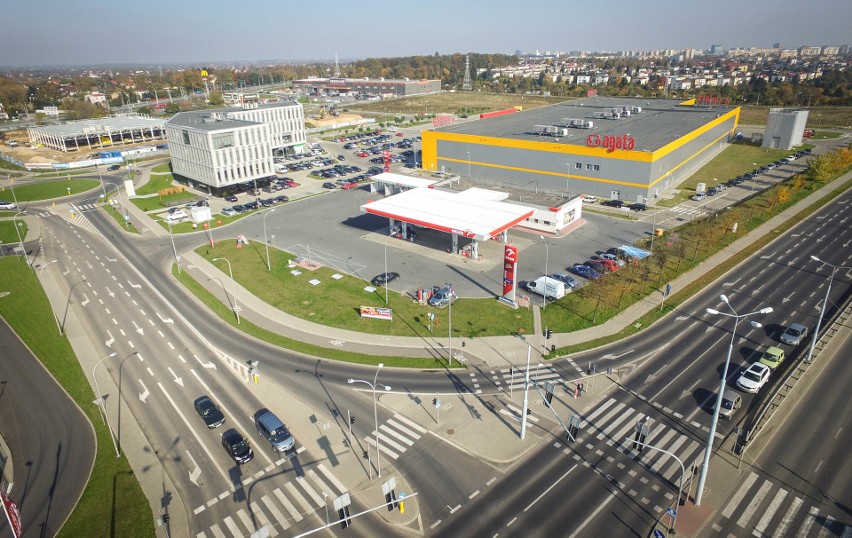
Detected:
[433,97,736,152]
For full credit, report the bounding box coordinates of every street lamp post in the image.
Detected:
[466,151,471,177]
[348,364,391,478]
[166,219,181,275]
[806,256,851,363]
[697,295,772,505]
[93,352,120,457]
[446,282,453,365]
[629,439,686,535]
[212,257,240,324]
[539,236,549,310]
[12,211,26,263]
[514,334,533,441]
[263,208,277,272]
[383,235,392,304]
[39,259,62,335]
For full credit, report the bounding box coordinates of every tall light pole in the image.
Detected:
[446,282,453,365]
[539,236,549,309]
[93,352,121,457]
[514,334,533,441]
[263,207,277,272]
[466,151,471,176]
[12,211,26,262]
[630,439,686,535]
[39,259,62,335]
[166,219,181,275]
[212,257,240,324]
[645,196,658,251]
[348,364,391,478]
[383,235,392,304]
[697,295,772,505]
[806,256,851,363]
[96,164,107,199]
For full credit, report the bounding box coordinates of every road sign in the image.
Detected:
[666,506,676,517]
[653,530,666,538]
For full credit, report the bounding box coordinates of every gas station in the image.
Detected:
[360,187,534,260]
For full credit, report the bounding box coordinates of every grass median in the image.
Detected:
[3,178,100,202]
[0,259,153,537]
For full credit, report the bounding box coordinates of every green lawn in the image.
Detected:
[130,191,197,211]
[810,131,843,140]
[0,259,153,537]
[103,204,140,234]
[0,219,27,244]
[194,242,534,339]
[135,163,176,195]
[2,178,101,202]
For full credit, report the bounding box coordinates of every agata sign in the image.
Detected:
[586,133,636,150]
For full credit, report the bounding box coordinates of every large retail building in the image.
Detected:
[421,97,740,203]
[165,100,305,193]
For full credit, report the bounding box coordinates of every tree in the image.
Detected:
[165,102,181,114]
[208,91,224,106]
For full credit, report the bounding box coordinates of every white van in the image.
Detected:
[525,276,567,300]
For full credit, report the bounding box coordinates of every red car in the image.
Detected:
[355,151,369,157]
[597,258,619,272]
[282,179,298,187]
[340,182,358,189]
[395,132,405,137]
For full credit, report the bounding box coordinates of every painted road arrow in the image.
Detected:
[168,367,184,387]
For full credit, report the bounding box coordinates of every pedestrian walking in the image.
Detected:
[573,385,579,399]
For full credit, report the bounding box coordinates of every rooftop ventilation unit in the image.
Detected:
[533,125,568,137]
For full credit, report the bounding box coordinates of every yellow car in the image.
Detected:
[759,346,785,370]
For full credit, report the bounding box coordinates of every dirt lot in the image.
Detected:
[1,128,163,165]
[347,92,566,116]
[306,113,366,129]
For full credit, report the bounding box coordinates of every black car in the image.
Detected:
[371,272,400,287]
[602,199,625,208]
[274,195,289,203]
[221,429,254,464]
[194,396,225,428]
[629,203,647,211]
[322,182,337,189]
[584,260,607,274]
[107,164,121,171]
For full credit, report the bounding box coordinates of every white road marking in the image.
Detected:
[753,488,787,537]
[722,472,758,518]
[525,464,577,512]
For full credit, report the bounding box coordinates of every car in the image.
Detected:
[254,410,295,452]
[221,428,254,464]
[194,396,225,428]
[736,363,771,393]
[629,203,647,211]
[759,346,786,370]
[571,264,600,280]
[692,193,706,201]
[596,258,619,272]
[780,323,808,345]
[337,154,345,161]
[232,204,246,213]
[165,209,188,221]
[599,253,626,267]
[107,164,121,171]
[274,195,289,203]
[322,182,337,189]
[605,247,634,262]
[707,187,718,196]
[395,132,405,137]
[717,389,742,419]
[584,260,606,274]
[0,201,17,210]
[428,286,457,307]
[370,272,400,287]
[222,207,238,217]
[549,272,579,289]
[582,195,597,204]
[602,199,624,208]
[340,182,357,189]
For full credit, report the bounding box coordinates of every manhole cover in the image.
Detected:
[446,429,454,435]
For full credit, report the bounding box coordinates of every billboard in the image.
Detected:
[502,244,518,299]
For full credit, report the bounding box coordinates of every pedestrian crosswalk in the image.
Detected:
[670,205,706,217]
[366,413,427,460]
[194,461,346,537]
[713,470,851,537]
[468,361,586,395]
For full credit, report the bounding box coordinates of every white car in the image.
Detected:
[692,192,706,201]
[221,207,238,217]
[736,363,771,393]
[780,323,808,345]
[582,195,597,203]
[165,209,188,222]
[0,201,16,210]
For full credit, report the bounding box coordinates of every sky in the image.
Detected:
[2,0,850,68]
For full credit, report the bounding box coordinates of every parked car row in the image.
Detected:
[313,164,362,179]
[222,196,289,216]
[599,199,647,211]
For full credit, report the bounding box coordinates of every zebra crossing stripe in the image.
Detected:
[262,495,290,531]
[380,423,415,445]
[594,402,628,440]
[285,482,314,513]
[296,475,324,506]
[222,516,241,537]
[753,488,787,537]
[797,506,819,537]
[365,435,399,459]
[582,398,617,426]
[817,516,837,538]
[236,508,254,535]
[274,487,303,522]
[737,480,772,528]
[775,496,803,537]
[601,404,635,443]
[375,431,407,453]
[250,501,277,537]
[392,413,427,434]
[208,523,226,538]
[307,469,335,499]
[317,463,346,493]
[722,472,758,518]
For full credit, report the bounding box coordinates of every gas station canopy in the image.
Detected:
[360,188,534,241]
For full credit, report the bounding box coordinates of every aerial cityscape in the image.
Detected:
[0,2,851,538]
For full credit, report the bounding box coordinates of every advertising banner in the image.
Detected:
[1,489,22,537]
[360,306,393,320]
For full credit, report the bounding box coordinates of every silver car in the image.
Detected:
[780,323,808,345]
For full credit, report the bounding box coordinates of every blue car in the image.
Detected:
[550,272,580,289]
[571,264,600,280]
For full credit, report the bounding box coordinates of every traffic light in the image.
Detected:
[545,390,554,404]
[162,514,170,524]
[385,490,397,511]
[544,328,552,339]
[339,506,352,528]
[432,398,437,406]
[350,416,356,425]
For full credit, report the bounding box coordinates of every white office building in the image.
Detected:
[165,100,306,192]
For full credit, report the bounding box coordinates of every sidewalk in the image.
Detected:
[171,170,851,372]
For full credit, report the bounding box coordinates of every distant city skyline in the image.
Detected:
[1,0,850,68]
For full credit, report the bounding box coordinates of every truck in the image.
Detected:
[524,276,567,300]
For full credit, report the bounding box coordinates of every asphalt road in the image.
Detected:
[0,318,95,538]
